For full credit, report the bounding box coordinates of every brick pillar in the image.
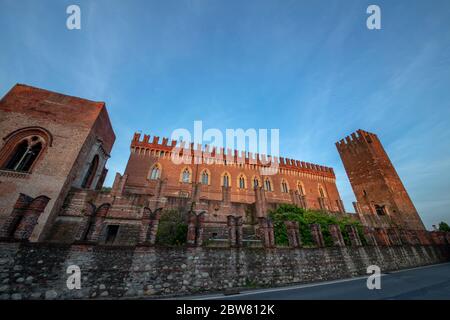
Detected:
[14,196,50,240]
[299,195,307,209]
[408,230,420,245]
[138,218,150,244]
[374,228,391,246]
[399,229,412,245]
[89,218,105,241]
[310,224,325,247]
[75,216,91,241]
[227,215,236,247]
[285,221,301,248]
[0,193,33,239]
[258,217,274,248]
[255,187,267,218]
[387,228,402,245]
[329,224,345,247]
[362,227,377,246]
[235,216,243,247]
[346,225,362,246]
[187,212,197,246]
[267,218,275,247]
[196,212,205,246]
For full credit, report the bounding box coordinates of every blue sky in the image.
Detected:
[1,0,449,229]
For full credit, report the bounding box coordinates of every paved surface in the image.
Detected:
[186,263,450,300]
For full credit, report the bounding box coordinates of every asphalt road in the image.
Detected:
[189,262,450,300]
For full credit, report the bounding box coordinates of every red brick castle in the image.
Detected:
[0,84,434,247]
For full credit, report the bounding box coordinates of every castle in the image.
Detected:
[0,84,440,248]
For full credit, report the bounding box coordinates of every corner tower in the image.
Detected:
[336,130,425,230]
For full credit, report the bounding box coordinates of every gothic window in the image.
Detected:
[318,184,326,198]
[149,164,161,180]
[1,135,45,172]
[253,177,259,188]
[297,181,305,195]
[223,173,230,187]
[238,174,246,189]
[281,180,289,193]
[181,168,191,183]
[81,155,99,189]
[201,170,209,185]
[264,178,272,192]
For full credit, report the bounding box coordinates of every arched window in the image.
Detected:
[0,127,52,173]
[201,170,209,185]
[82,155,99,189]
[297,181,305,195]
[253,177,259,188]
[238,174,246,189]
[1,136,44,172]
[318,184,327,198]
[223,173,230,187]
[149,164,161,180]
[281,180,289,193]
[181,168,191,183]
[264,178,272,192]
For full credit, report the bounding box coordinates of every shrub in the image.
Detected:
[155,209,188,246]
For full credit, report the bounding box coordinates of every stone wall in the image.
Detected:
[0,241,449,300]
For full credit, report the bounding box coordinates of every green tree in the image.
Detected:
[438,221,450,232]
[155,209,188,245]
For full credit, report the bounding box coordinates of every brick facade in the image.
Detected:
[0,85,431,247]
[336,130,426,230]
[0,84,115,241]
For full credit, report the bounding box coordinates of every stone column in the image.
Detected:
[329,224,345,247]
[346,225,362,247]
[310,224,325,247]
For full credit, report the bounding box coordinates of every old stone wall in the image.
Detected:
[0,241,448,300]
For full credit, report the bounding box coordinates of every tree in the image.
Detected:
[438,221,450,232]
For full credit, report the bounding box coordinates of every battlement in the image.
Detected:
[131,132,335,178]
[335,129,380,152]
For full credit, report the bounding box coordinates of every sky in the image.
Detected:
[0,0,449,229]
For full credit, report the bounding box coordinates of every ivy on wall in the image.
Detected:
[268,204,366,247]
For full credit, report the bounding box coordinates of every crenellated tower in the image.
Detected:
[336,129,425,230]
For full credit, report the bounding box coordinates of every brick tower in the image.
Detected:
[336,130,425,230]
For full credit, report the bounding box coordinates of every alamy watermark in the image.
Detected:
[366,265,381,290]
[167,121,280,175]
